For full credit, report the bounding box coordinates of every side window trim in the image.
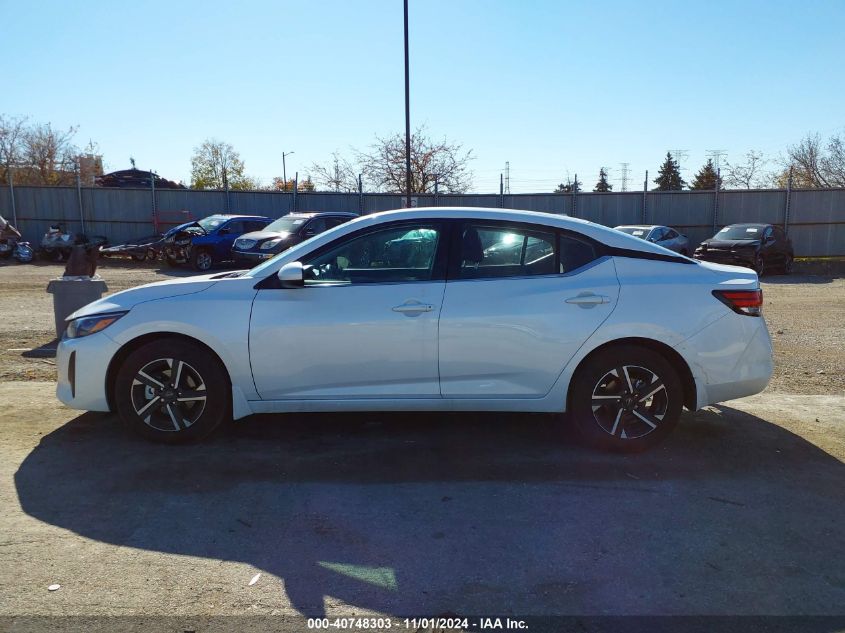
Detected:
[256,219,453,289]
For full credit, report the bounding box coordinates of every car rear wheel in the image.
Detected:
[191,248,213,271]
[114,338,230,443]
[568,345,683,452]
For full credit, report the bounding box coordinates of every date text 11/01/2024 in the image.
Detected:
[307,617,529,630]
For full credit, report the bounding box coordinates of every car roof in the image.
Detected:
[343,207,676,254]
[205,213,271,220]
[615,225,661,230]
[722,223,770,229]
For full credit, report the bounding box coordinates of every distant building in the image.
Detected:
[96,168,184,189]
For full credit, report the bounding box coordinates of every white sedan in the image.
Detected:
[56,208,773,452]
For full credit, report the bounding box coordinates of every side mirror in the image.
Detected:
[277,261,304,288]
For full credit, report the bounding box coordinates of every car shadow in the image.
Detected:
[20,338,58,358]
[14,408,845,617]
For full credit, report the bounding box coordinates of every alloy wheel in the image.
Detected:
[130,358,207,432]
[196,251,212,270]
[590,365,669,440]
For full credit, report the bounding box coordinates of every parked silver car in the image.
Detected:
[614,225,690,255]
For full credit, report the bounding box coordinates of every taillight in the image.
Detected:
[712,289,763,316]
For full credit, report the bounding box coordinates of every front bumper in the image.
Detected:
[56,332,120,412]
[231,249,277,262]
[694,250,755,267]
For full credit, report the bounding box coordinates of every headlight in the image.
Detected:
[260,238,283,250]
[65,312,127,339]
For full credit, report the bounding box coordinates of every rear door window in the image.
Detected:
[459,224,556,279]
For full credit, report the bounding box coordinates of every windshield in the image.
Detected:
[265,216,308,233]
[197,215,227,231]
[716,225,764,240]
[616,227,649,238]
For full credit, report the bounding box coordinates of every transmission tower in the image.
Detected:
[671,149,689,171]
[504,161,510,194]
[619,162,630,191]
[706,149,728,171]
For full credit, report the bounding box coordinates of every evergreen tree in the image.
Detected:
[593,168,612,192]
[689,158,722,190]
[653,152,686,191]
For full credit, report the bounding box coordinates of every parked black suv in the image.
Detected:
[693,223,794,275]
[231,212,358,265]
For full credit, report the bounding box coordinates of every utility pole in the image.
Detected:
[282,151,294,189]
[403,0,412,208]
[642,170,648,223]
[671,149,689,173]
[504,161,510,194]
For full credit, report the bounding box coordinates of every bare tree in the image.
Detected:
[21,122,80,185]
[357,126,473,194]
[310,152,359,192]
[190,139,256,190]
[723,150,772,189]
[0,115,28,183]
[783,132,845,188]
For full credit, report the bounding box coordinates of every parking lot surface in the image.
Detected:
[0,260,843,620]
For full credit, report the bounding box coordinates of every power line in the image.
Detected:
[671,149,689,171]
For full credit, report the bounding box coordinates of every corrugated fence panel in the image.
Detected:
[156,189,227,220]
[363,195,407,213]
[788,189,845,256]
[295,193,361,214]
[574,193,641,226]
[719,190,786,226]
[10,187,82,242]
[229,190,294,217]
[438,194,500,209]
[1,186,844,256]
[646,191,716,250]
[504,194,569,215]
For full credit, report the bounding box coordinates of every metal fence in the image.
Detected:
[1,184,844,257]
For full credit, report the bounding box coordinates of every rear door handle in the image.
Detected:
[392,302,434,314]
[565,293,610,306]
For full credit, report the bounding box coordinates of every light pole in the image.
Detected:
[282,151,295,190]
[403,0,412,208]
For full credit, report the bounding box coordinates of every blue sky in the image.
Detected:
[2,0,843,192]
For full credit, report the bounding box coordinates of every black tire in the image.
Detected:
[568,345,684,453]
[131,252,147,262]
[114,338,230,443]
[191,248,213,271]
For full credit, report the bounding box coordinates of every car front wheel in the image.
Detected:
[568,345,683,452]
[114,338,230,443]
[191,248,213,271]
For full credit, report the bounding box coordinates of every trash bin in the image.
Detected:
[46,279,109,339]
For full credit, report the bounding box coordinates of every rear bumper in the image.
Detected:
[56,333,119,412]
[676,313,774,409]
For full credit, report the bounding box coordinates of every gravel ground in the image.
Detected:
[1,260,842,394]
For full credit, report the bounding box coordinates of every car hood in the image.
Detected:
[66,273,222,321]
[237,230,293,242]
[699,239,761,249]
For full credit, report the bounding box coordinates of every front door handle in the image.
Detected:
[565,293,610,306]
[392,302,434,314]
